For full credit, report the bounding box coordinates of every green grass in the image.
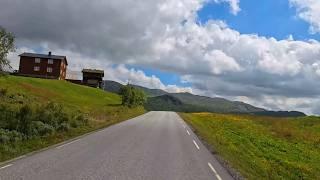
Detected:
[180,113,320,180]
[0,75,145,162]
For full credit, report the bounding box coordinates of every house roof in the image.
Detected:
[19,52,68,65]
[82,69,104,74]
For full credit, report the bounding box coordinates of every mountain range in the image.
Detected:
[103,80,306,117]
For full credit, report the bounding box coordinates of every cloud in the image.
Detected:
[2,0,320,114]
[213,0,241,15]
[290,0,320,34]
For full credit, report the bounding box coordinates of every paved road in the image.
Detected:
[0,111,233,180]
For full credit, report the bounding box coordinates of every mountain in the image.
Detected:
[103,80,306,117]
[145,93,265,114]
[103,80,123,94]
[103,80,167,97]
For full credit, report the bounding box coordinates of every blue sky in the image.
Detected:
[198,0,319,41]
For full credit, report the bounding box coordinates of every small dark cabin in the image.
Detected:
[82,69,104,88]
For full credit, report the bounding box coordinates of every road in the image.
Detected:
[0,111,233,180]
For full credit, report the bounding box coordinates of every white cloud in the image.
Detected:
[213,0,241,15]
[290,0,320,34]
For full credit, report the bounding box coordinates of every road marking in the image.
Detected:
[193,140,200,150]
[186,130,190,135]
[183,125,186,129]
[208,162,222,180]
[0,164,12,170]
[56,139,81,149]
[16,155,26,160]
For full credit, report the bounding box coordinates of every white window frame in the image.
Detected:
[34,66,40,71]
[47,67,53,73]
[48,59,54,64]
[35,58,41,63]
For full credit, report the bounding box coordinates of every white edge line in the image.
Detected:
[186,130,190,135]
[56,139,81,149]
[208,162,222,180]
[0,164,13,170]
[193,140,200,150]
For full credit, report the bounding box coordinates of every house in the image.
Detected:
[18,52,68,80]
[82,69,104,88]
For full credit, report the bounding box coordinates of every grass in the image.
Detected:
[0,75,145,162]
[180,113,320,180]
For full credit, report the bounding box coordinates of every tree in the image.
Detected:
[120,85,146,108]
[0,27,15,73]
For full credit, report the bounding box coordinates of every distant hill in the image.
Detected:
[103,80,167,97]
[103,80,306,117]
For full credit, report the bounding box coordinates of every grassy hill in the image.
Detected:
[0,75,145,162]
[181,113,320,179]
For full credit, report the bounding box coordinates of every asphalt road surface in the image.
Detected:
[0,111,233,180]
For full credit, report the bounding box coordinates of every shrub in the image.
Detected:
[57,122,70,132]
[120,85,146,107]
[16,105,33,136]
[0,88,7,97]
[30,121,55,136]
[0,129,23,143]
[0,129,10,143]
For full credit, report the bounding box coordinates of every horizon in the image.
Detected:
[2,0,320,115]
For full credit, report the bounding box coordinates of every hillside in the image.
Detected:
[103,80,167,97]
[0,76,145,162]
[181,113,320,179]
[103,80,306,117]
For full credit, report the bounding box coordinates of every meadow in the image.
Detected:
[181,113,320,180]
[0,75,145,162]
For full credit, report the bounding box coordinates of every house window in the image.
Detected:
[34,66,40,71]
[48,59,53,64]
[47,67,53,73]
[35,58,41,63]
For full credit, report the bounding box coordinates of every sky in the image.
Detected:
[1,0,320,114]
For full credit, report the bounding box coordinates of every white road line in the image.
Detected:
[0,164,12,170]
[193,140,200,150]
[186,130,190,135]
[208,162,222,180]
[183,125,186,129]
[56,139,81,149]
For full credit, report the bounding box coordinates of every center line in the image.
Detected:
[193,140,200,150]
[208,163,222,180]
[0,164,13,170]
[186,130,190,135]
[56,139,80,149]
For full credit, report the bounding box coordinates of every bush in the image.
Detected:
[120,85,146,108]
[30,121,55,136]
[36,102,70,129]
[0,129,23,143]
[57,122,70,132]
[16,105,33,136]
[0,88,7,97]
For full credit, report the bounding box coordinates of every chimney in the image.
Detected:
[48,51,52,56]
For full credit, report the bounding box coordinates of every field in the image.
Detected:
[0,75,145,162]
[180,113,320,180]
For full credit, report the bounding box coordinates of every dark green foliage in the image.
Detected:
[17,105,33,136]
[0,27,15,73]
[0,88,7,97]
[120,85,146,108]
[0,94,90,141]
